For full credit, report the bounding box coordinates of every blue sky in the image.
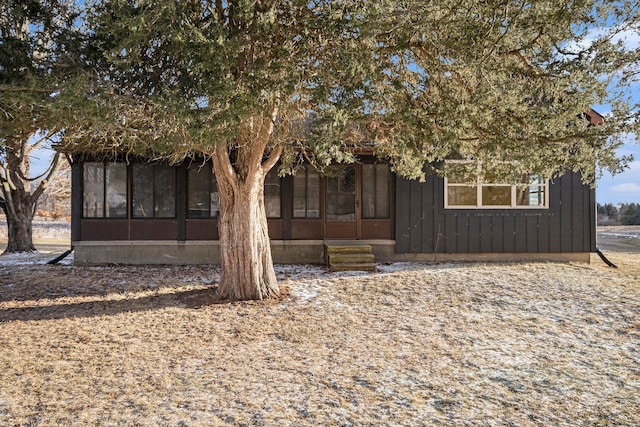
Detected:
[596,135,640,204]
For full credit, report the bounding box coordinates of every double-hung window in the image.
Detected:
[445,161,548,209]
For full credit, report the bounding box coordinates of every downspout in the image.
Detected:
[594,184,617,268]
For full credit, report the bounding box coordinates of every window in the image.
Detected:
[187,164,219,218]
[445,161,548,209]
[82,162,127,218]
[132,164,176,218]
[293,165,320,218]
[361,164,390,218]
[264,168,281,218]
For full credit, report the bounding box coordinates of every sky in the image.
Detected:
[596,138,640,204]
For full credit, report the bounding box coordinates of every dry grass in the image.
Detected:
[1,254,639,426]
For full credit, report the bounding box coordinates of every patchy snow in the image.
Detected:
[0,253,639,425]
[599,230,640,239]
[0,250,73,267]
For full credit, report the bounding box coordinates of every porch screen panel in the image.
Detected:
[132,164,176,218]
[327,166,355,221]
[154,165,176,217]
[362,164,390,219]
[105,163,127,217]
[83,163,104,218]
[132,164,154,218]
[188,166,209,218]
[264,168,281,218]
[188,165,219,218]
[293,166,320,218]
[83,162,127,218]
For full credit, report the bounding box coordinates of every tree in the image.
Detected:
[62,0,639,300]
[0,0,83,253]
[620,203,640,225]
[597,202,621,225]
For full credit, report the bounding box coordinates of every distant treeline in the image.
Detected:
[597,203,640,225]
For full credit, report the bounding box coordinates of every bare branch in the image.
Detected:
[30,152,62,203]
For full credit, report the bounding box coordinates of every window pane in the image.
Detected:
[482,185,511,206]
[83,163,104,218]
[448,185,477,206]
[154,165,176,217]
[516,185,546,207]
[264,169,281,218]
[105,163,127,218]
[361,164,375,219]
[188,166,211,218]
[375,164,390,218]
[132,164,153,218]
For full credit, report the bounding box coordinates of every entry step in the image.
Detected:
[324,244,376,272]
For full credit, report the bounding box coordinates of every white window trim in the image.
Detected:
[444,161,549,209]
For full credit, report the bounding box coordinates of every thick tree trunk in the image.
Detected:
[214,171,279,301]
[3,194,36,253]
[211,107,282,301]
[1,135,61,254]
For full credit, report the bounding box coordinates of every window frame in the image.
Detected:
[444,160,549,210]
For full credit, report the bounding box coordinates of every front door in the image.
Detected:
[324,165,359,239]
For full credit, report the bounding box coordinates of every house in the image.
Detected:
[69,153,595,265]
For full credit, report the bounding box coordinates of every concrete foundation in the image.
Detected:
[72,240,590,265]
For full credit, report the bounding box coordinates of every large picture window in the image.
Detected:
[132,164,176,218]
[445,161,548,209]
[82,162,127,218]
[187,164,219,218]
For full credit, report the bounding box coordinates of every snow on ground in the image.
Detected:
[1,254,638,426]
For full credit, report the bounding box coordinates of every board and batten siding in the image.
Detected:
[395,172,596,254]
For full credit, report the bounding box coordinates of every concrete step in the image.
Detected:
[328,253,375,264]
[324,243,376,272]
[329,262,377,272]
[325,244,373,255]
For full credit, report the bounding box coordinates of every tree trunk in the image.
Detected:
[214,164,280,301]
[210,107,282,301]
[3,193,36,253]
[1,135,61,254]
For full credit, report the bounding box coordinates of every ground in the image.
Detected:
[0,223,639,426]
